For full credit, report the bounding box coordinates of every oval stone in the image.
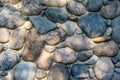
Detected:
[77,12,106,38]
[47,63,70,80]
[66,0,87,16]
[4,0,21,4]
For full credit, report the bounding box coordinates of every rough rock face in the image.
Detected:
[93,41,119,57]
[22,29,44,61]
[94,57,114,80]
[47,64,70,80]
[78,12,106,38]
[39,0,67,7]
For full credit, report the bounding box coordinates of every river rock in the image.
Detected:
[37,50,53,70]
[78,12,106,38]
[0,77,7,80]
[66,0,87,16]
[3,0,21,4]
[65,34,95,51]
[30,16,57,34]
[54,47,77,64]
[22,29,44,62]
[36,69,47,79]
[112,72,120,80]
[100,1,120,19]
[0,49,20,70]
[94,57,114,80]
[77,50,93,62]
[45,7,68,23]
[23,21,33,30]
[44,45,56,53]
[86,0,103,12]
[0,28,9,43]
[93,41,119,57]
[13,61,37,80]
[115,62,120,68]
[60,21,81,36]
[71,64,89,79]
[9,27,27,50]
[47,63,70,80]
[112,16,120,44]
[43,29,65,46]
[39,0,67,7]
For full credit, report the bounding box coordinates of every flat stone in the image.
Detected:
[60,21,81,36]
[22,29,44,62]
[86,0,103,12]
[18,0,43,16]
[44,45,56,53]
[30,16,57,34]
[112,72,120,80]
[9,27,27,50]
[39,0,67,7]
[43,29,65,46]
[37,50,53,70]
[3,0,21,4]
[0,28,9,43]
[0,49,20,70]
[45,7,68,23]
[13,61,37,80]
[71,64,89,79]
[66,0,87,16]
[93,41,119,57]
[47,63,70,80]
[94,57,114,80]
[77,50,93,62]
[112,16,120,44]
[36,69,47,79]
[77,12,106,38]
[65,34,95,51]
[100,1,120,19]
[54,47,77,64]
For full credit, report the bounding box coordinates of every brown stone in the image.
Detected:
[0,28,9,43]
[22,29,44,62]
[23,21,33,30]
[93,41,119,57]
[37,50,53,70]
[9,27,27,50]
[4,0,21,4]
[54,47,77,64]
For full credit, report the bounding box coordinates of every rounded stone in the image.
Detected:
[77,50,93,62]
[100,1,120,19]
[94,57,114,80]
[0,76,7,80]
[45,7,68,23]
[0,28,10,43]
[36,69,47,79]
[44,45,56,53]
[71,64,89,79]
[39,0,67,7]
[65,34,95,51]
[23,21,33,30]
[77,12,107,38]
[93,41,119,57]
[66,0,87,16]
[47,63,70,80]
[4,0,21,4]
[54,47,77,64]
[86,0,103,12]
[13,61,37,80]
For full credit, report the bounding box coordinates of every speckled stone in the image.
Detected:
[44,45,56,53]
[47,63,70,80]
[54,47,77,64]
[36,69,47,79]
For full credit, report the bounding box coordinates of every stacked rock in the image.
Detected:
[0,0,120,80]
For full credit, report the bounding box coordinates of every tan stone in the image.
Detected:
[4,0,21,5]
[23,21,33,30]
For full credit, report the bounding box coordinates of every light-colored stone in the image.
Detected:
[23,21,33,30]
[4,0,21,4]
[36,69,47,79]
[44,45,56,53]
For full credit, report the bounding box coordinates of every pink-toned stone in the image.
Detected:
[0,28,10,43]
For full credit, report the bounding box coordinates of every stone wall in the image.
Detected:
[0,0,120,80]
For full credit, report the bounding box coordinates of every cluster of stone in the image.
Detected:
[0,0,120,80]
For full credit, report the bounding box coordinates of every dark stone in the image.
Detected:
[71,64,89,79]
[30,16,57,34]
[77,50,93,62]
[45,7,68,23]
[13,61,37,80]
[112,72,120,80]
[0,50,20,70]
[93,41,119,57]
[86,0,103,12]
[100,1,120,19]
[112,16,120,44]
[22,29,44,62]
[78,12,106,38]
[47,63,70,80]
[65,34,95,51]
[66,0,87,16]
